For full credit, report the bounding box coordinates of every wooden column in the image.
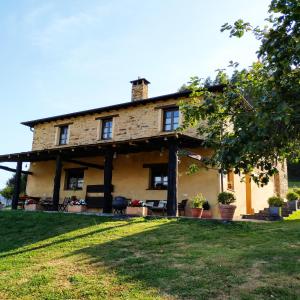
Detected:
[167,141,178,216]
[11,161,22,210]
[103,149,113,213]
[52,155,62,211]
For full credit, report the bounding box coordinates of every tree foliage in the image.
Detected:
[180,0,300,185]
[0,174,27,199]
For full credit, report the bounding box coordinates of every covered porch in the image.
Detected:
[0,134,216,217]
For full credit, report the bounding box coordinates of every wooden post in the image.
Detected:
[52,155,62,211]
[12,161,22,210]
[103,149,113,213]
[167,141,178,216]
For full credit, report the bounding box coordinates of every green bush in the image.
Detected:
[217,192,236,205]
[202,201,211,210]
[268,196,284,207]
[190,193,206,208]
[292,188,300,197]
[286,191,298,202]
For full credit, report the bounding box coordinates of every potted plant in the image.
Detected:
[67,198,87,213]
[218,192,236,220]
[286,191,299,211]
[126,200,148,216]
[190,193,206,218]
[268,196,284,220]
[200,201,212,219]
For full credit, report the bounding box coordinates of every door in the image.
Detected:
[245,174,254,214]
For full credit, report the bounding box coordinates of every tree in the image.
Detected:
[0,174,27,199]
[180,0,300,185]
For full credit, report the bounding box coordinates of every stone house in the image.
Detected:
[0,78,288,218]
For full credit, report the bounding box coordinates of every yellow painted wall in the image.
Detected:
[26,148,221,216]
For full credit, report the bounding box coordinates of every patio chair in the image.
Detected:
[178,199,188,216]
[58,197,70,212]
[146,200,167,216]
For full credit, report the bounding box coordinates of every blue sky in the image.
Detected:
[0,0,270,189]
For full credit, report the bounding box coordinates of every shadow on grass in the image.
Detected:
[0,210,126,254]
[64,218,300,299]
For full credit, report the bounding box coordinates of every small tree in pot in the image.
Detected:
[268,196,284,220]
[218,192,236,220]
[200,201,212,219]
[190,193,206,218]
[286,191,299,211]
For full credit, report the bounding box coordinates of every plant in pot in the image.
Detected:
[200,201,212,219]
[268,196,284,220]
[218,192,236,220]
[190,193,206,218]
[286,191,299,211]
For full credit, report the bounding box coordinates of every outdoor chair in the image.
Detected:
[178,199,188,216]
[145,200,167,216]
[58,197,70,212]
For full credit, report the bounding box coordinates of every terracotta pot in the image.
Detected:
[219,204,236,220]
[200,210,212,219]
[191,208,203,218]
[126,206,149,217]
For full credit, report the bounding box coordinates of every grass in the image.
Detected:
[288,180,300,189]
[0,211,299,300]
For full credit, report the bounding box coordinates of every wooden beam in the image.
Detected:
[167,141,178,216]
[12,161,22,210]
[52,155,62,211]
[103,149,113,213]
[63,159,104,170]
[0,165,33,175]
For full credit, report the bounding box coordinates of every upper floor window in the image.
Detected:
[163,108,179,131]
[59,125,69,145]
[101,118,113,140]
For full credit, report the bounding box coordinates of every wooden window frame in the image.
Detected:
[163,108,179,132]
[59,125,69,145]
[145,164,168,190]
[101,118,113,140]
[64,168,85,191]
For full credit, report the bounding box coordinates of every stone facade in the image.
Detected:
[31,97,200,151]
[131,78,149,101]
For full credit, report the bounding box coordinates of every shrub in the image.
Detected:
[286,191,298,202]
[292,188,300,197]
[202,201,211,210]
[190,193,206,208]
[268,196,284,207]
[218,192,236,205]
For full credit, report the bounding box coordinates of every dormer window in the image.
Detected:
[59,125,69,145]
[101,118,113,140]
[163,108,179,131]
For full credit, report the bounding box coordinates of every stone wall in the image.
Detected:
[32,98,200,151]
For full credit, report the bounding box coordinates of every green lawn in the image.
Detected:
[0,211,299,300]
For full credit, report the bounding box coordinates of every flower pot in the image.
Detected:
[269,206,282,220]
[191,208,203,218]
[200,210,212,219]
[67,205,86,213]
[126,206,148,217]
[219,204,236,220]
[25,204,41,211]
[287,200,298,211]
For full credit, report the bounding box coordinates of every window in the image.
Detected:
[163,108,179,131]
[227,170,234,190]
[59,125,69,145]
[101,118,113,140]
[65,168,84,190]
[149,164,168,190]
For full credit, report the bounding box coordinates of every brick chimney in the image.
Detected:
[130,78,150,101]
